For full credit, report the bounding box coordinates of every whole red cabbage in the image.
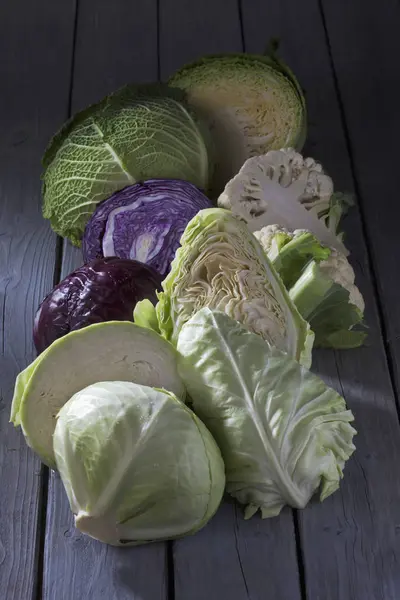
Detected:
[33,257,162,353]
[82,179,212,277]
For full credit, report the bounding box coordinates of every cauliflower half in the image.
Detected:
[254,224,366,349]
[219,148,351,256]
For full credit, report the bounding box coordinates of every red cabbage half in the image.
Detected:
[33,257,162,353]
[82,179,213,277]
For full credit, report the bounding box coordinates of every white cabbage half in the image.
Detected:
[10,321,185,467]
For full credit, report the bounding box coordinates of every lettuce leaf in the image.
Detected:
[177,308,356,518]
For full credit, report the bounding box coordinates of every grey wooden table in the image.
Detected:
[2,1,400,598]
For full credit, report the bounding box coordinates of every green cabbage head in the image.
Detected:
[54,381,225,546]
[42,84,212,245]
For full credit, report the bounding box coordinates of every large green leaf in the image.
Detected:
[177,308,356,518]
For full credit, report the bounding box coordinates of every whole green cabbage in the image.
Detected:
[42,84,212,245]
[54,381,225,546]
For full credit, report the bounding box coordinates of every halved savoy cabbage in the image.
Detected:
[170,52,306,195]
[10,321,184,467]
[54,381,224,546]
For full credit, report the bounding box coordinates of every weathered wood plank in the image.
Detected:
[0,2,76,599]
[173,502,301,600]
[43,2,168,599]
[159,2,302,599]
[241,1,400,598]
[320,1,400,381]
[159,0,243,75]
[45,472,167,600]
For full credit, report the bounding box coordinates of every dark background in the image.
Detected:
[1,1,400,599]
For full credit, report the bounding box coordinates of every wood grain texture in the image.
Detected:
[241,1,400,598]
[44,472,167,600]
[42,2,168,599]
[173,503,301,600]
[159,0,243,78]
[320,1,400,384]
[0,2,76,599]
[160,2,302,599]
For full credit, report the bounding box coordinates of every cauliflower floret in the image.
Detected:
[254,224,307,253]
[255,225,365,313]
[254,225,291,255]
[254,225,311,264]
[319,250,365,312]
[254,223,365,348]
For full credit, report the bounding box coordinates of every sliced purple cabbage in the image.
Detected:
[82,179,212,277]
[33,257,162,353]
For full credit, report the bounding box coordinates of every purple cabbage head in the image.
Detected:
[33,257,162,354]
[82,179,212,277]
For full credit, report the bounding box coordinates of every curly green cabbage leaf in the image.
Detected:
[255,225,366,348]
[218,149,351,255]
[10,321,184,467]
[170,52,306,195]
[54,381,224,546]
[42,84,212,245]
[133,299,160,333]
[177,309,356,518]
[157,208,314,366]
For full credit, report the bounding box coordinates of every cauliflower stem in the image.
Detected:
[255,225,366,349]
